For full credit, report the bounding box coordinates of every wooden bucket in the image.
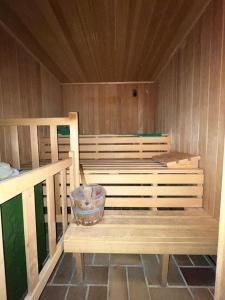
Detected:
[70,184,106,225]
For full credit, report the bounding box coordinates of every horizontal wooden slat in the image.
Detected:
[57,172,203,184]
[41,152,168,160]
[98,185,203,196]
[42,143,170,152]
[79,136,170,144]
[43,184,203,197]
[81,166,203,173]
[41,135,170,144]
[43,197,203,208]
[83,174,204,184]
[105,198,203,208]
[80,152,168,159]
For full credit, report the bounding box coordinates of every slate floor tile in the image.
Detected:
[109,266,128,300]
[71,266,108,284]
[84,253,94,265]
[191,288,214,300]
[66,286,87,300]
[149,287,192,300]
[88,286,108,300]
[190,255,209,266]
[94,254,110,265]
[53,253,74,284]
[111,254,141,265]
[142,254,160,285]
[40,286,67,300]
[173,255,193,266]
[180,267,215,286]
[167,259,185,286]
[128,267,149,300]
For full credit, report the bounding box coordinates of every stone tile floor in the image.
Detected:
[40,254,215,300]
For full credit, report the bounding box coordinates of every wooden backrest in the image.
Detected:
[40,134,170,161]
[81,161,204,209]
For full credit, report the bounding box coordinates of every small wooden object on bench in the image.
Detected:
[152,152,200,168]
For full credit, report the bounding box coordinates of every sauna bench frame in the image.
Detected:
[63,158,217,285]
[39,132,218,284]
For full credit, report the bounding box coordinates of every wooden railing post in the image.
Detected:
[46,175,57,258]
[69,112,80,188]
[0,208,7,300]
[60,168,68,233]
[50,125,61,215]
[22,187,39,295]
[10,126,20,169]
[30,125,39,168]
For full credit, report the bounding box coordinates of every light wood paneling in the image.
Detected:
[0,23,63,166]
[155,0,225,219]
[0,0,210,82]
[63,83,155,134]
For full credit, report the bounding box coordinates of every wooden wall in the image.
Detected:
[155,0,225,219]
[0,24,63,165]
[62,83,155,134]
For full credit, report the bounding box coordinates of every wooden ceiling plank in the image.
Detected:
[152,0,212,79]
[122,0,144,80]
[135,0,172,79]
[36,0,87,82]
[5,0,83,82]
[114,0,131,81]
[48,0,99,82]
[127,0,157,81]
[73,0,103,81]
[0,0,68,82]
[142,0,190,79]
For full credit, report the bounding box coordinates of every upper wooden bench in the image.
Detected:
[40,134,171,161]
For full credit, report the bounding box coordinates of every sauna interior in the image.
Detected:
[0,0,225,299]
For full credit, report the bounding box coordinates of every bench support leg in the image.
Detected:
[74,253,84,282]
[160,254,170,286]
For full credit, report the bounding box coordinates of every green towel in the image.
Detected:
[57,125,70,135]
[57,126,162,137]
[128,133,163,137]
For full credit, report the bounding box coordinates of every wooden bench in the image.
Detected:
[40,133,218,284]
[60,135,218,284]
[64,209,218,283]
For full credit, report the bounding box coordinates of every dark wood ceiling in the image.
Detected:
[0,0,210,83]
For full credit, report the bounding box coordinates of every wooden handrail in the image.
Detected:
[0,117,74,126]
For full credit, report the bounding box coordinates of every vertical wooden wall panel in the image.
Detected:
[155,0,225,219]
[0,23,63,165]
[62,83,155,134]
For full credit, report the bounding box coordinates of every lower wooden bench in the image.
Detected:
[64,209,218,284]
